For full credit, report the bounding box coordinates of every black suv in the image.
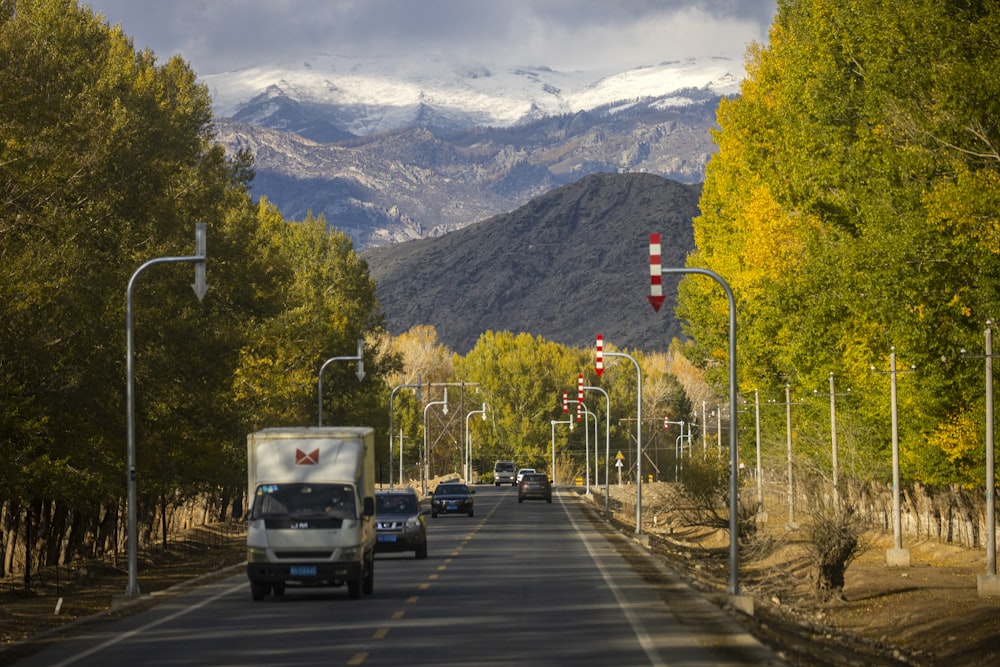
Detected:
[375,489,427,559]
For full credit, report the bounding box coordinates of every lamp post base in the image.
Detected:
[886,547,910,567]
[728,594,755,616]
[977,573,1000,597]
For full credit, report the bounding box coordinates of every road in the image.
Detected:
[13,486,783,666]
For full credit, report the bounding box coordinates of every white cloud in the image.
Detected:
[85,0,775,76]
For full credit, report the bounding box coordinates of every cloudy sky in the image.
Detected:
[84,0,777,76]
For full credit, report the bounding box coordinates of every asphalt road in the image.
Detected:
[12,486,783,666]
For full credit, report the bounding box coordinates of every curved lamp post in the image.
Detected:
[603,347,643,535]
[318,339,364,426]
[422,389,448,497]
[646,233,741,595]
[565,399,596,494]
[388,373,421,488]
[124,223,207,597]
[584,385,611,516]
[465,402,487,483]
[550,418,573,484]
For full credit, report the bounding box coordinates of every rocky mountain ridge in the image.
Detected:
[362,172,700,354]
[217,95,718,250]
[209,55,732,250]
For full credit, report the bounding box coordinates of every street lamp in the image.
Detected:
[584,384,611,515]
[603,346,643,535]
[550,418,574,484]
[646,234,741,597]
[388,373,421,488]
[422,389,448,497]
[664,417,686,482]
[871,347,915,567]
[317,339,365,426]
[465,402,487,483]
[124,223,207,597]
[565,399,597,494]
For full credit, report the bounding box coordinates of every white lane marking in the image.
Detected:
[560,493,667,667]
[47,580,247,667]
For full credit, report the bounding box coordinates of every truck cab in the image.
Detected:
[245,427,375,601]
[494,460,516,486]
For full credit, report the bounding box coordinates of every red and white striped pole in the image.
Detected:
[562,391,568,414]
[649,233,665,312]
[577,374,584,421]
[595,334,604,377]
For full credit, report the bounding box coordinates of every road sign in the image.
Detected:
[648,233,665,312]
[595,334,604,376]
[616,450,624,460]
[354,338,366,381]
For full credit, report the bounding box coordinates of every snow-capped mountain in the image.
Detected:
[204,53,742,138]
[206,54,742,249]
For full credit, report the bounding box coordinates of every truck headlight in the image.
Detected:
[339,546,359,561]
[247,547,269,562]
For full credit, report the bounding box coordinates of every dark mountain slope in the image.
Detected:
[363,173,700,354]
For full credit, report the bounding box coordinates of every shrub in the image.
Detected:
[801,482,868,602]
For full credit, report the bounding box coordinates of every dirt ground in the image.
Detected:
[596,482,1000,667]
[0,524,248,666]
[1,489,999,666]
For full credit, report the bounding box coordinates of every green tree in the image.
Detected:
[0,0,394,569]
[678,0,1000,487]
[232,204,391,431]
[453,331,587,478]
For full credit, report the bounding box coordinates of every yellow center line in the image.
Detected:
[364,509,495,667]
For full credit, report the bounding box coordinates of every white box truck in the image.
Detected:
[494,460,516,486]
[245,427,376,600]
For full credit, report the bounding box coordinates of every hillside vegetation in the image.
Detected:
[363,173,700,355]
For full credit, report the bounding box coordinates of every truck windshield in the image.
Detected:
[252,483,356,519]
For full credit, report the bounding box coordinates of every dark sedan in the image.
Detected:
[431,483,475,517]
[518,472,552,503]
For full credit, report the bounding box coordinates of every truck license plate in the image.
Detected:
[290,565,316,576]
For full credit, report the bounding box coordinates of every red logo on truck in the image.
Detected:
[295,448,319,465]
